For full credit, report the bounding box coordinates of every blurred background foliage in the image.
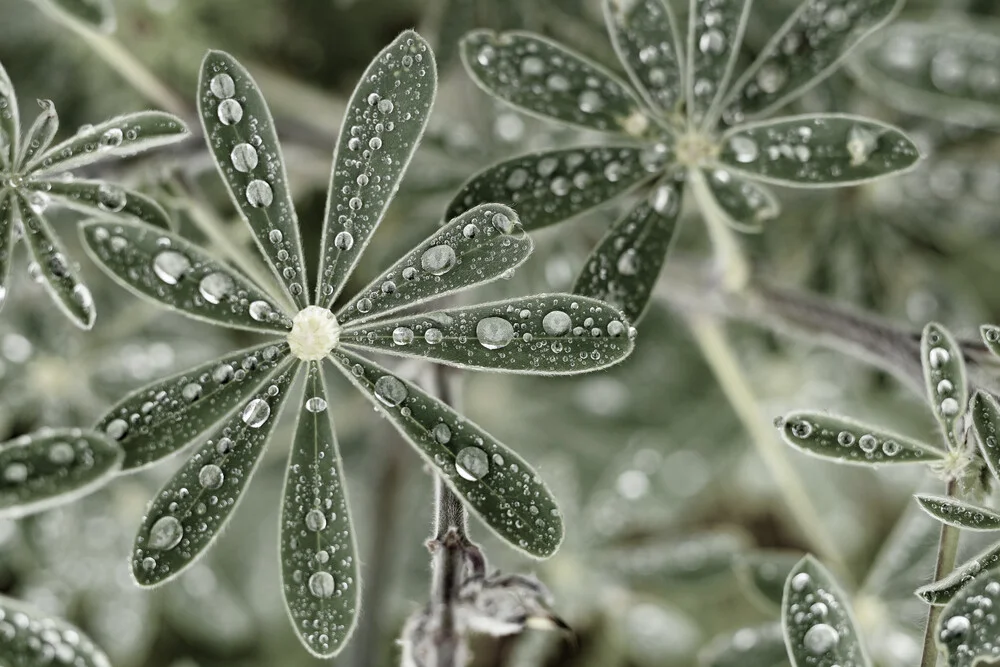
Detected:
[2,0,1000,665]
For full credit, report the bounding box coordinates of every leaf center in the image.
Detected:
[674,130,719,168]
[288,306,341,361]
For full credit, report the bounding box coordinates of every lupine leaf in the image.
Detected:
[604,531,747,586]
[916,494,1000,532]
[445,146,663,232]
[921,322,968,447]
[336,203,532,327]
[981,325,1000,359]
[602,0,685,115]
[198,50,308,309]
[95,342,292,471]
[36,0,116,33]
[0,428,122,520]
[316,30,437,308]
[32,178,171,228]
[79,219,291,334]
[573,176,682,322]
[32,111,188,175]
[734,550,802,610]
[778,410,944,465]
[781,555,869,667]
[0,593,113,667]
[916,540,1000,605]
[461,30,651,135]
[721,0,906,122]
[0,60,19,165]
[342,294,634,374]
[330,348,563,558]
[703,168,780,232]
[702,623,788,667]
[972,391,1000,484]
[0,189,12,311]
[687,0,752,121]
[18,99,58,168]
[280,362,359,658]
[718,114,921,187]
[850,22,1000,127]
[16,194,96,329]
[131,359,299,586]
[937,566,1000,667]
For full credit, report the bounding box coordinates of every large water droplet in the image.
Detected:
[242,398,271,428]
[97,184,127,212]
[210,73,236,99]
[305,508,327,531]
[230,143,258,172]
[248,300,272,321]
[198,464,224,489]
[308,571,336,598]
[803,623,839,654]
[217,99,243,125]
[542,310,571,336]
[730,136,759,163]
[420,245,457,276]
[456,446,489,481]
[476,317,515,349]
[245,180,273,207]
[305,397,327,413]
[334,231,354,251]
[374,375,408,407]
[100,127,123,148]
[198,272,234,304]
[153,250,191,285]
[148,516,183,550]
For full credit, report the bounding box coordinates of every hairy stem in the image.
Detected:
[686,313,850,575]
[919,478,961,667]
[689,171,751,293]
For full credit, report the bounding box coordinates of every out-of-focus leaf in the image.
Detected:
[0,593,113,667]
[734,550,802,610]
[972,391,1000,484]
[32,179,170,228]
[687,0,751,121]
[917,540,1000,605]
[0,189,13,311]
[937,565,1000,667]
[921,322,967,447]
[33,0,116,33]
[18,99,58,168]
[916,494,1000,531]
[604,531,747,586]
[701,623,789,667]
[778,411,944,465]
[0,60,20,166]
[703,168,780,232]
[862,504,939,601]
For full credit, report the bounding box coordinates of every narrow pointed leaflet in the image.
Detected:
[198,50,308,309]
[38,0,117,33]
[280,363,359,658]
[132,359,299,586]
[972,391,1000,483]
[0,189,12,310]
[703,168,779,232]
[80,219,291,334]
[0,594,113,667]
[331,348,563,558]
[917,540,1000,605]
[922,322,968,449]
[18,99,58,167]
[779,411,944,465]
[703,623,788,667]
[0,60,19,165]
[938,566,1000,667]
[96,342,292,470]
[35,178,171,228]
[734,550,801,610]
[687,0,751,122]
[916,495,1000,531]
[982,325,1000,358]
[316,30,436,307]
[342,294,634,374]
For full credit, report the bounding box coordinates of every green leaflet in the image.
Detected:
[573,176,683,322]
[687,0,752,122]
[701,623,788,667]
[916,494,1000,532]
[937,566,1000,667]
[446,146,662,232]
[336,203,532,327]
[461,30,650,136]
[198,50,308,309]
[0,60,19,165]
[922,322,967,448]
[16,193,96,329]
[972,391,1000,484]
[33,0,116,33]
[79,218,291,334]
[95,342,292,471]
[18,99,58,168]
[703,168,780,232]
[131,359,299,586]
[720,0,905,122]
[0,189,12,310]
[330,348,563,558]
[342,294,635,374]
[0,593,113,667]
[316,30,437,308]
[718,114,921,187]
[779,410,944,465]
[916,540,1000,605]
[33,111,188,175]
[851,22,1000,127]
[603,531,747,587]
[861,504,940,602]
[0,428,122,520]
[733,550,802,610]
[31,178,171,228]
[981,325,1000,359]
[602,0,685,115]
[782,555,869,667]
[280,363,359,658]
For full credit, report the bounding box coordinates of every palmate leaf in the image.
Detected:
[718,114,921,187]
[779,411,944,465]
[461,30,651,136]
[32,179,171,228]
[330,348,563,558]
[781,555,869,667]
[316,30,437,308]
[80,219,290,334]
[921,323,967,448]
[701,623,788,667]
[337,203,532,327]
[573,176,682,322]
[937,566,1000,667]
[602,0,685,115]
[687,0,752,122]
[445,145,662,232]
[32,111,188,175]
[703,168,779,232]
[720,0,906,123]
[95,342,292,470]
[18,99,58,168]
[972,391,1000,483]
[0,428,122,520]
[0,60,19,166]
[0,189,13,309]
[915,495,1000,532]
[734,550,802,610]
[916,540,1000,605]
[16,193,96,329]
[0,593,113,667]
[132,359,299,586]
[33,0,116,33]
[198,50,308,309]
[280,363,359,658]
[342,294,634,374]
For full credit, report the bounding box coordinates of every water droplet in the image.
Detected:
[791,421,812,438]
[730,136,759,163]
[198,464,224,489]
[791,572,811,591]
[308,571,335,598]
[392,327,414,345]
[699,29,725,54]
[929,347,951,369]
[96,184,127,212]
[542,310,571,336]
[148,516,183,550]
[803,623,838,654]
[847,125,878,166]
[578,90,603,113]
[305,397,327,413]
[230,143,258,172]
[241,398,271,427]
[3,462,27,483]
[48,442,74,465]
[245,180,273,207]
[210,73,236,99]
[521,56,544,75]
[217,99,243,125]
[99,127,123,148]
[432,423,451,444]
[617,249,638,276]
[153,250,191,285]
[305,509,327,531]
[476,317,515,349]
[248,300,272,321]
[425,328,443,344]
[837,431,854,446]
[369,136,382,150]
[374,375,408,407]
[492,212,514,234]
[106,419,129,440]
[378,98,394,114]
[334,231,354,251]
[859,434,878,453]
[456,446,489,481]
[420,245,456,275]
[199,272,234,304]
[942,614,971,641]
[181,383,202,402]
[940,397,960,416]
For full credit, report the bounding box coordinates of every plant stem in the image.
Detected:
[919,478,961,667]
[686,313,850,575]
[689,171,751,293]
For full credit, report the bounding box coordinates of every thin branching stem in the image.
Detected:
[919,477,961,667]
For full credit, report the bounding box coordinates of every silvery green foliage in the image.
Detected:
[778,411,944,465]
[782,555,870,667]
[701,623,788,667]
[28,0,116,33]
[0,593,113,667]
[83,31,634,658]
[915,494,1000,531]
[451,0,918,321]
[936,566,1000,667]
[917,540,1000,605]
[0,60,188,328]
[921,322,968,449]
[733,550,801,610]
[972,390,1000,482]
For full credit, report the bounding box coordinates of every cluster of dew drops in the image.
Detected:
[787,570,856,665]
[939,578,1000,664]
[0,604,110,667]
[0,431,93,490]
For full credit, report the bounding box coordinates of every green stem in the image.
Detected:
[687,313,850,575]
[689,170,751,293]
[919,478,961,667]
